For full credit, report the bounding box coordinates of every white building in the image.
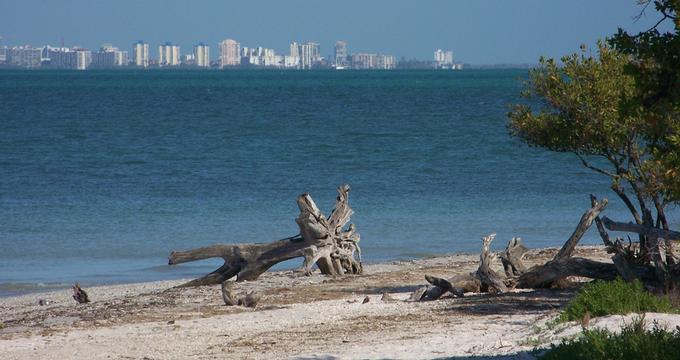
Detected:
[219,39,240,68]
[283,55,299,68]
[133,41,149,67]
[7,46,42,68]
[194,43,210,67]
[91,44,128,68]
[334,40,349,67]
[241,46,280,67]
[159,43,180,66]
[351,53,396,70]
[76,49,91,70]
[434,49,454,68]
[290,41,320,69]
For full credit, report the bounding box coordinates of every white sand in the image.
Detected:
[1,246,678,359]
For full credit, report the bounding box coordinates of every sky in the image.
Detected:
[0,0,674,64]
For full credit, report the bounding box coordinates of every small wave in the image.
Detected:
[0,282,71,297]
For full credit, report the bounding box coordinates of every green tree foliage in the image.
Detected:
[611,1,680,203]
[507,43,669,237]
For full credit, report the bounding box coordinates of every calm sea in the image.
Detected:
[0,69,645,296]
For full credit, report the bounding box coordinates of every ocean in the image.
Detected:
[0,69,643,296]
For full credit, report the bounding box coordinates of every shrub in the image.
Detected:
[558,278,674,323]
[540,317,680,360]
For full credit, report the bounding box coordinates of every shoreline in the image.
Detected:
[2,245,679,359]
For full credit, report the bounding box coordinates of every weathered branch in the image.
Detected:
[517,257,619,288]
[601,217,680,240]
[500,237,528,277]
[554,197,608,260]
[168,185,363,287]
[221,281,260,307]
[476,234,507,293]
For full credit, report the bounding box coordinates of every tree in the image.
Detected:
[610,0,680,203]
[508,43,669,254]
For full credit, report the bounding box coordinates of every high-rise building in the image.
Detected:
[0,47,7,64]
[43,46,77,69]
[289,42,300,57]
[91,44,128,68]
[376,54,396,69]
[434,49,454,68]
[158,42,180,66]
[7,47,42,68]
[290,41,320,69]
[218,39,240,68]
[194,43,210,68]
[75,49,91,70]
[351,53,396,70]
[114,50,128,66]
[133,41,149,67]
[334,40,348,67]
[241,46,279,67]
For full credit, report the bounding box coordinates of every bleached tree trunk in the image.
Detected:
[168,184,363,287]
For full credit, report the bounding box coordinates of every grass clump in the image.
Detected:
[558,278,674,323]
[540,317,680,360]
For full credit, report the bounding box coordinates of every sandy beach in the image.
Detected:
[2,245,680,360]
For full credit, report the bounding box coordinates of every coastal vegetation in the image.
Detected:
[557,278,674,323]
[540,316,680,360]
[507,0,680,293]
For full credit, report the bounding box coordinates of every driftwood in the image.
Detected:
[417,193,680,299]
[221,281,261,307]
[476,234,507,292]
[601,217,680,240]
[417,234,503,300]
[500,237,528,277]
[500,195,666,290]
[168,184,362,287]
[515,196,610,288]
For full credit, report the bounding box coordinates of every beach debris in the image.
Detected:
[221,280,261,308]
[238,292,261,308]
[221,281,238,306]
[38,299,51,306]
[362,296,370,304]
[169,184,363,288]
[72,283,90,304]
[408,286,428,302]
[419,194,680,301]
[380,292,396,302]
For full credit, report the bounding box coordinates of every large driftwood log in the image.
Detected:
[500,237,528,277]
[515,196,610,288]
[168,185,362,287]
[419,234,504,300]
[602,217,680,240]
[476,234,507,293]
[517,258,619,288]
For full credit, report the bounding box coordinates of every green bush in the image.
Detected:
[558,278,674,323]
[540,317,680,360]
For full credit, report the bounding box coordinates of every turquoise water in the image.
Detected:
[0,70,642,296]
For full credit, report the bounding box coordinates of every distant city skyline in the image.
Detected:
[0,0,673,65]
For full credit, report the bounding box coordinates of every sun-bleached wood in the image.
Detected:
[168,184,362,287]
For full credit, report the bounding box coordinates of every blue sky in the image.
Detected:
[0,0,673,64]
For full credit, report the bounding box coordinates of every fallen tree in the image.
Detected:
[168,184,362,287]
[419,195,677,300]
